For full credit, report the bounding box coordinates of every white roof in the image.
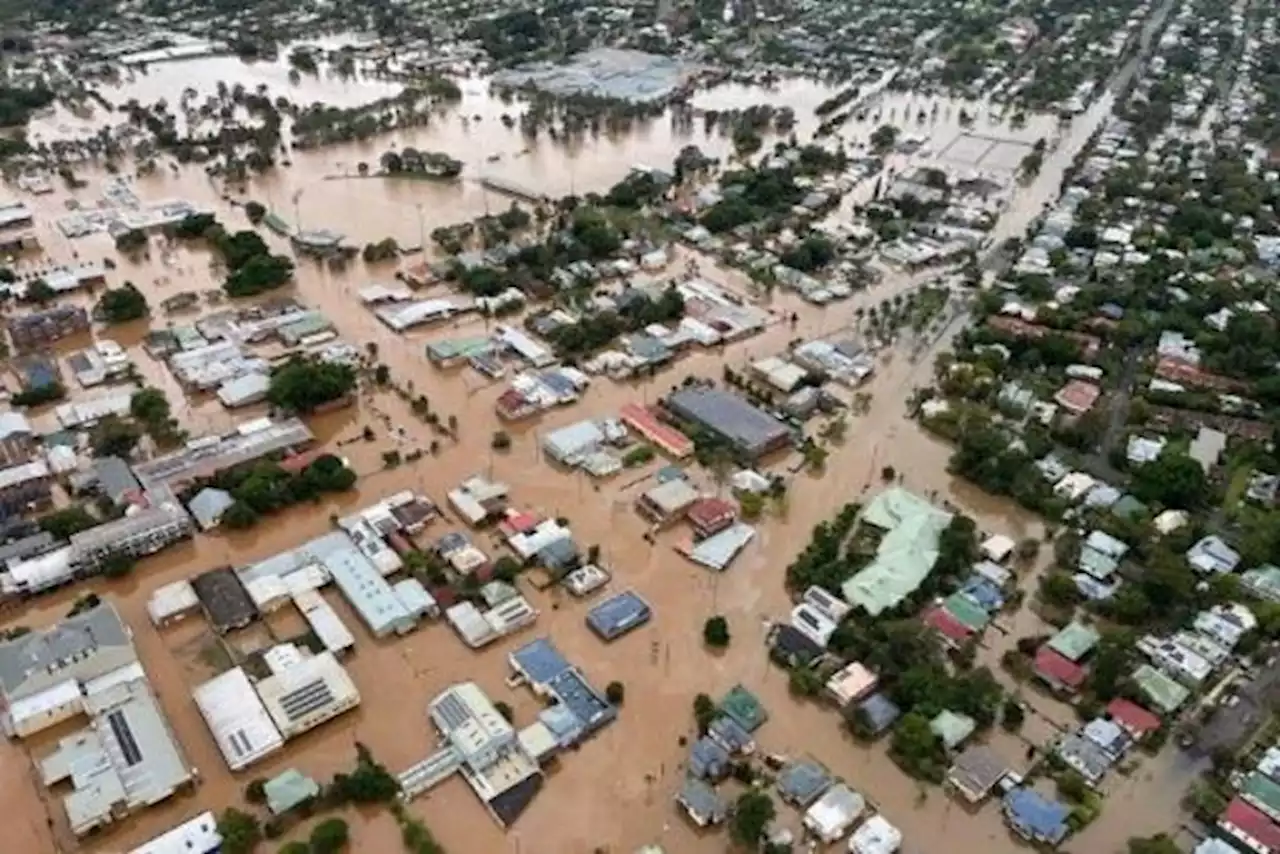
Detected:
[192,668,284,771]
[849,814,901,854]
[255,652,359,739]
[146,580,199,626]
[804,784,865,842]
[2,546,74,594]
[128,811,222,854]
[293,590,355,654]
[7,679,82,729]
[981,534,1016,562]
[244,574,290,610]
[446,602,496,648]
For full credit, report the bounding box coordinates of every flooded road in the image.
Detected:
[0,16,1193,852]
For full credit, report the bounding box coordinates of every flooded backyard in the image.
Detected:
[0,30,1199,854]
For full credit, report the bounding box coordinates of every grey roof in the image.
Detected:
[665,387,791,456]
[0,602,133,697]
[0,531,57,566]
[43,678,193,834]
[585,590,652,641]
[948,745,1010,798]
[854,692,901,735]
[92,456,142,503]
[188,488,234,530]
[678,775,727,823]
[191,567,257,633]
[777,759,832,806]
[708,715,753,754]
[689,736,730,780]
[1056,732,1115,783]
[0,412,32,441]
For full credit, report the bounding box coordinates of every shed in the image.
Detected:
[263,769,320,815]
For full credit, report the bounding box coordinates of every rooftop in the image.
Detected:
[843,488,954,616]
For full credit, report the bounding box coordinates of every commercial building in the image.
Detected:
[842,488,954,616]
[0,604,193,834]
[128,811,222,854]
[256,649,360,739]
[7,304,89,352]
[664,387,792,459]
[508,638,617,746]
[68,487,194,572]
[426,682,545,826]
[191,567,258,634]
[320,531,417,637]
[0,602,137,738]
[0,458,53,514]
[192,667,285,771]
[132,418,314,493]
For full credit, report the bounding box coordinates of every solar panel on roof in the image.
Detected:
[108,709,143,766]
[279,679,335,723]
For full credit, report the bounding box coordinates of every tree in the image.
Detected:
[1132,451,1210,509]
[493,701,514,722]
[309,818,349,854]
[222,500,260,529]
[1001,698,1025,732]
[889,711,946,782]
[703,615,731,648]
[39,505,98,539]
[729,791,776,847]
[89,414,142,458]
[491,430,512,451]
[245,201,266,224]
[101,553,135,579]
[693,693,717,733]
[789,665,823,697]
[605,681,625,704]
[217,808,262,854]
[278,843,310,854]
[94,282,148,323]
[115,228,147,253]
[268,359,356,413]
[1128,835,1181,854]
[870,124,899,154]
[245,778,267,804]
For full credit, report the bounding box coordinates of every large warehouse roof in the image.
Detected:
[665,387,790,456]
[192,668,284,771]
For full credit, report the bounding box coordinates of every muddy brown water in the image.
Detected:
[0,59,1194,854]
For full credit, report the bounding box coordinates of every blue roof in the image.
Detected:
[511,637,573,685]
[1003,788,1070,844]
[777,759,832,805]
[538,370,578,396]
[856,692,901,734]
[548,669,615,735]
[511,637,616,743]
[689,736,730,780]
[539,703,585,747]
[708,715,752,753]
[586,590,652,641]
[22,360,58,389]
[960,575,1005,612]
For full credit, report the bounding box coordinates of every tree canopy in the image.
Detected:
[268,359,356,413]
[93,282,149,324]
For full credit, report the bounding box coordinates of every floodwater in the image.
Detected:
[0,31,1192,854]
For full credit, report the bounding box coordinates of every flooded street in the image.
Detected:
[0,28,1193,854]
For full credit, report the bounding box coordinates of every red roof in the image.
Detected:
[279,448,324,473]
[1107,698,1161,736]
[620,403,693,458]
[1034,647,1086,691]
[1223,798,1280,853]
[1054,380,1101,415]
[499,510,540,535]
[687,497,736,532]
[924,606,974,644]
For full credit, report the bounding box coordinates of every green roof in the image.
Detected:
[264,769,320,816]
[720,684,768,732]
[1047,621,1100,662]
[1244,772,1280,817]
[943,592,990,631]
[426,336,493,361]
[1133,665,1190,713]
[842,488,954,616]
[930,710,977,749]
[1243,565,1280,603]
[1110,495,1147,520]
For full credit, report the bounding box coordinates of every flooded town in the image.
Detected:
[0,1,1278,854]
